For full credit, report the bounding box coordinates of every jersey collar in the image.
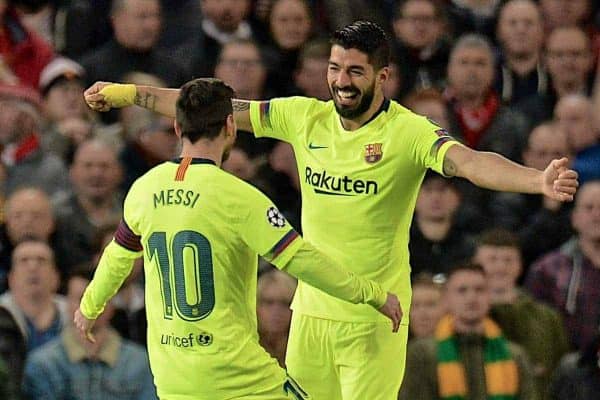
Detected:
[171,157,217,165]
[363,98,390,126]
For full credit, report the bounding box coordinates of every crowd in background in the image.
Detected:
[0,0,598,399]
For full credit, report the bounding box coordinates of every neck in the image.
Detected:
[77,195,114,225]
[339,91,385,131]
[180,140,223,167]
[580,237,600,267]
[490,286,518,304]
[15,294,56,329]
[454,318,485,335]
[553,80,585,98]
[416,215,452,241]
[506,52,539,76]
[454,92,486,109]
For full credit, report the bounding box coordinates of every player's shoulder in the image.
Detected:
[387,100,439,128]
[272,96,332,116]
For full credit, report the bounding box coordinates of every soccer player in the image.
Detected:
[74,78,402,400]
[84,21,579,400]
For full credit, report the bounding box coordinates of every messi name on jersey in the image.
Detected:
[305,166,378,196]
[153,189,201,208]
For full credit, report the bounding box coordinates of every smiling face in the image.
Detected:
[327,45,387,119]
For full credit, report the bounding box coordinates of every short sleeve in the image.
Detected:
[410,117,459,176]
[249,97,315,144]
[115,181,144,255]
[238,187,303,269]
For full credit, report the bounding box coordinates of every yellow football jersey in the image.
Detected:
[82,158,306,399]
[250,97,458,324]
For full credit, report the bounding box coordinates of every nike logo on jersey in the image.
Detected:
[308,142,328,150]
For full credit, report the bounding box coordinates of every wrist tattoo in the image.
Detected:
[233,100,250,111]
[134,92,157,111]
[443,158,458,177]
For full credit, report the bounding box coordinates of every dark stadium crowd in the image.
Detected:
[0,0,598,399]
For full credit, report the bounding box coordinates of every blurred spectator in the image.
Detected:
[188,0,255,77]
[264,0,313,96]
[79,0,188,94]
[445,34,529,161]
[549,334,600,400]
[215,39,269,100]
[257,269,296,367]
[408,273,444,339]
[39,57,95,162]
[516,26,594,126]
[118,73,178,190]
[409,170,475,276]
[490,123,573,267]
[399,263,537,400]
[526,180,600,350]
[554,94,600,185]
[293,38,331,100]
[223,145,261,182]
[22,267,157,400]
[119,109,177,190]
[404,88,450,130]
[0,239,67,352]
[0,187,74,292]
[0,305,25,399]
[445,34,530,229]
[446,0,501,39]
[55,140,123,269]
[0,1,53,88]
[0,85,69,200]
[475,229,569,396]
[539,0,592,32]
[392,0,450,98]
[495,0,547,105]
[255,141,301,229]
[320,0,393,34]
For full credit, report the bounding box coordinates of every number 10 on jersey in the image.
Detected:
[147,230,216,321]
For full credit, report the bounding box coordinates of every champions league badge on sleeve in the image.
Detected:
[364,143,383,164]
[267,207,287,228]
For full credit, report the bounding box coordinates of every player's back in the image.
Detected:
[126,158,286,399]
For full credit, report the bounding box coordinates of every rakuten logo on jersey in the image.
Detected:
[305,166,378,196]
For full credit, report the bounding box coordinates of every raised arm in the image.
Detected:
[84,82,254,132]
[443,144,578,201]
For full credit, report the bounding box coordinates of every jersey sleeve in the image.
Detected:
[238,187,303,268]
[249,97,314,143]
[410,117,460,176]
[80,184,144,319]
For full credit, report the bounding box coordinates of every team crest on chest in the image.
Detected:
[364,143,383,164]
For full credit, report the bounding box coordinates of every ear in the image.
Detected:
[173,120,182,139]
[378,66,390,85]
[225,114,236,137]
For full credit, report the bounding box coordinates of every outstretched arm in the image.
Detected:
[444,144,578,201]
[83,82,254,132]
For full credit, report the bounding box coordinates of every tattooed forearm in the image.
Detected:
[134,92,157,111]
[233,100,250,111]
[443,158,458,177]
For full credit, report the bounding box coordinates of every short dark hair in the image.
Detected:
[330,21,391,70]
[477,228,520,250]
[175,78,234,143]
[445,262,486,283]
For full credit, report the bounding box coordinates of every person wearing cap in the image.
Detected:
[39,57,95,162]
[0,85,69,200]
